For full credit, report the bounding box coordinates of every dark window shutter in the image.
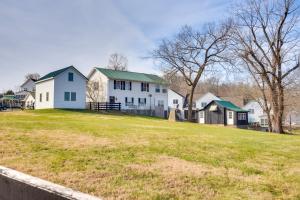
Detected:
[145,98,147,104]
[114,80,116,89]
[138,98,140,103]
[132,97,134,103]
[147,83,149,92]
[141,83,143,91]
[125,97,127,103]
[130,82,132,90]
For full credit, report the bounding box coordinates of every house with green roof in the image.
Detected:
[198,100,249,127]
[87,67,168,116]
[35,66,87,109]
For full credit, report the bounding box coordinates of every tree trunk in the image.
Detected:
[271,86,285,133]
[188,86,195,122]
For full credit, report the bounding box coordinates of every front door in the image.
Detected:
[227,111,234,125]
[109,96,115,103]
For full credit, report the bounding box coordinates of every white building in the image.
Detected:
[87,67,168,114]
[242,100,269,127]
[23,92,35,109]
[20,78,36,92]
[196,92,221,109]
[15,78,37,108]
[168,89,185,119]
[35,66,87,109]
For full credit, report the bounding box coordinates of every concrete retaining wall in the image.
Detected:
[0,166,102,200]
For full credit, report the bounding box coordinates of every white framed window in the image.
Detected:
[138,98,146,105]
[173,99,178,104]
[125,97,134,106]
[201,102,207,107]
[64,92,70,101]
[68,72,74,81]
[71,92,76,101]
[238,113,247,120]
[199,111,204,118]
[141,82,149,92]
[260,118,268,127]
[158,100,164,107]
[228,111,233,119]
[155,85,160,93]
[162,88,167,93]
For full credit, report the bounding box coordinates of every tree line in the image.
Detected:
[152,0,300,133]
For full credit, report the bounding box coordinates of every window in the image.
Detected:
[68,72,74,81]
[114,80,131,90]
[238,113,247,120]
[228,111,233,119]
[162,88,167,93]
[138,98,146,105]
[173,99,178,104]
[158,100,164,107]
[248,109,254,114]
[201,102,207,108]
[199,111,204,118]
[71,92,76,101]
[93,81,99,90]
[39,93,42,102]
[141,82,149,92]
[125,97,134,106]
[24,88,28,91]
[46,92,49,101]
[64,92,70,101]
[155,85,160,93]
[260,118,268,127]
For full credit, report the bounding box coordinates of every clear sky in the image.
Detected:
[0,0,231,91]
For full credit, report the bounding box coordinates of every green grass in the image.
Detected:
[0,109,299,199]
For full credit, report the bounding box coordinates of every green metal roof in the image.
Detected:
[38,66,72,82]
[1,95,16,100]
[96,68,166,84]
[215,100,247,112]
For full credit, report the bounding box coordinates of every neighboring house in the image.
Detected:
[23,92,35,109]
[198,100,248,127]
[168,89,185,119]
[285,111,300,127]
[87,67,168,115]
[242,100,272,128]
[15,78,37,107]
[20,78,36,92]
[35,66,87,109]
[196,92,221,110]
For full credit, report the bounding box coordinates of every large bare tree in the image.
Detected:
[25,73,40,81]
[107,53,128,71]
[231,0,300,133]
[153,23,232,121]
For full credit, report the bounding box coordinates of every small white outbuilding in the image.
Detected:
[35,66,87,109]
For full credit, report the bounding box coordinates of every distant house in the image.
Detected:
[87,68,168,116]
[168,89,185,119]
[285,111,300,127]
[196,92,221,110]
[198,100,248,127]
[242,100,266,125]
[15,78,37,108]
[35,66,87,109]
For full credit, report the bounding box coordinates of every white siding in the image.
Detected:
[21,79,36,92]
[242,101,264,123]
[87,69,109,102]
[35,79,55,109]
[54,68,87,109]
[107,80,168,110]
[196,92,221,109]
[167,89,184,110]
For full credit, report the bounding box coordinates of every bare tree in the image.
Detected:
[153,23,232,121]
[231,0,300,133]
[107,53,128,71]
[25,73,40,81]
[87,78,105,103]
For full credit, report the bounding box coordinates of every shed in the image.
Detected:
[198,100,248,127]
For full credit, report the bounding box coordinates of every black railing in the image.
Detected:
[88,102,121,111]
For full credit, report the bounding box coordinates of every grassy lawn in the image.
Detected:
[0,109,299,200]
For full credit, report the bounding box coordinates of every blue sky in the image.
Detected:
[0,0,231,91]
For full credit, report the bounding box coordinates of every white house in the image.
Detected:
[196,92,221,109]
[23,92,35,109]
[242,100,269,127]
[20,78,36,92]
[87,67,168,114]
[168,89,185,119]
[35,66,87,109]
